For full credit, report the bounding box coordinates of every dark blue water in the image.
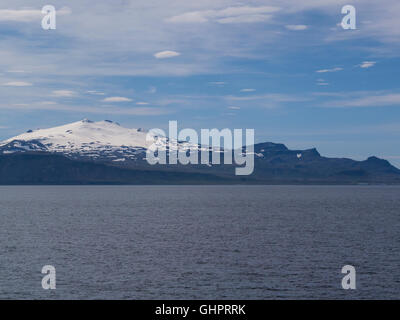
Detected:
[0,185,399,299]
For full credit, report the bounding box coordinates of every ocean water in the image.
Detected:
[0,185,399,300]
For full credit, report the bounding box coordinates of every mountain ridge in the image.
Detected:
[1,119,399,184]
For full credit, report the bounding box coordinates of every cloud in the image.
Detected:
[103,97,133,102]
[52,90,76,97]
[224,93,312,110]
[154,51,181,59]
[87,90,105,95]
[166,6,280,24]
[0,9,43,22]
[0,7,71,22]
[359,61,376,68]
[136,102,149,105]
[209,81,226,85]
[0,1,397,81]
[228,106,240,110]
[3,81,33,86]
[0,102,169,116]
[240,88,256,92]
[227,93,310,103]
[7,70,29,73]
[217,14,273,24]
[324,93,400,108]
[218,6,280,17]
[285,25,308,31]
[40,101,58,105]
[316,67,343,73]
[167,11,209,23]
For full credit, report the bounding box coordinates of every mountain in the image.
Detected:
[0,119,156,161]
[0,119,202,163]
[0,152,227,185]
[1,119,399,184]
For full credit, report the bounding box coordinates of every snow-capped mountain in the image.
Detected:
[1,119,400,184]
[0,119,168,161]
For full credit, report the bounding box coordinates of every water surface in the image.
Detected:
[0,185,399,299]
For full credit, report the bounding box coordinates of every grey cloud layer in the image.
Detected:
[0,0,399,78]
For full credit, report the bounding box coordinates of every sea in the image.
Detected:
[0,185,399,299]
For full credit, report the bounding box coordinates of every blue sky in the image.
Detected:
[1,0,400,167]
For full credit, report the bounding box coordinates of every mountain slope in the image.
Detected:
[0,152,228,185]
[0,119,203,162]
[0,119,153,161]
[1,120,399,184]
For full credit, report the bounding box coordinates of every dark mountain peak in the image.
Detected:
[302,148,320,157]
[104,120,121,126]
[364,156,392,167]
[367,156,383,161]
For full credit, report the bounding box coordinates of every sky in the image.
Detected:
[0,0,400,167]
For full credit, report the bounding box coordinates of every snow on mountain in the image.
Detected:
[0,119,169,161]
[2,119,150,149]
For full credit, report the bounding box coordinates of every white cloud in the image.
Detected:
[40,101,58,105]
[0,9,43,22]
[87,90,105,95]
[228,93,310,102]
[167,11,209,23]
[325,93,400,107]
[136,102,149,105]
[224,92,311,109]
[316,67,343,73]
[285,25,308,31]
[103,96,133,102]
[359,61,376,68]
[1,103,169,116]
[7,70,28,73]
[217,14,273,24]
[154,51,181,59]
[52,90,76,97]
[0,7,71,22]
[3,81,33,86]
[209,81,226,85]
[0,1,397,82]
[167,6,280,24]
[228,106,240,110]
[240,88,256,92]
[218,6,280,17]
